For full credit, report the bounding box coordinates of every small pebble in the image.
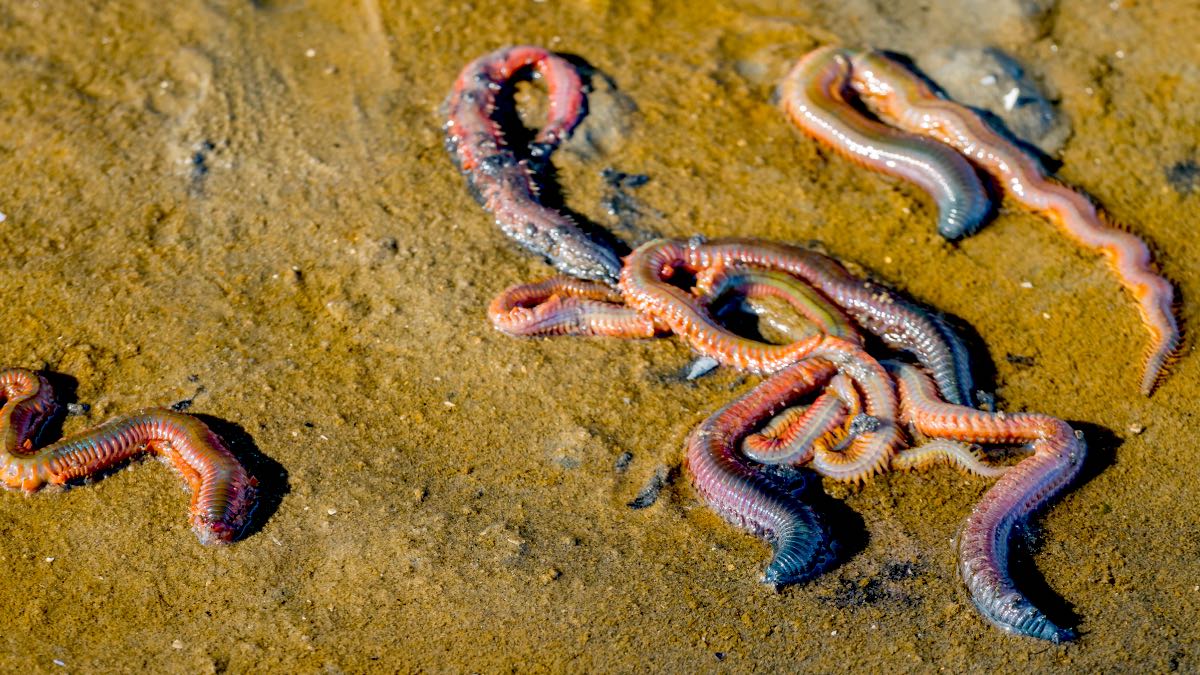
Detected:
[1127,423,1145,435]
[327,508,337,516]
[172,640,184,650]
[686,356,720,381]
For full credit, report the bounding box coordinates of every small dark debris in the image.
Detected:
[627,467,667,509]
[187,374,200,383]
[1166,159,1200,195]
[883,561,919,581]
[846,414,881,437]
[191,140,215,181]
[170,399,194,412]
[602,167,650,189]
[65,402,90,416]
[1005,353,1036,368]
[975,390,997,412]
[714,652,725,661]
[614,451,633,472]
[304,421,315,428]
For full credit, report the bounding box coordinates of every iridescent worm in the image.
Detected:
[0,368,257,545]
[685,357,840,586]
[783,46,1180,395]
[780,46,992,241]
[445,45,623,285]
[891,361,1084,642]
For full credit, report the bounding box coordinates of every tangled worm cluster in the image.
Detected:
[442,44,1177,642]
[489,237,1084,642]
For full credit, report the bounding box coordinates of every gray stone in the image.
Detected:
[920,47,1071,155]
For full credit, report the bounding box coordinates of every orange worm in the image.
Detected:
[741,390,847,466]
[891,439,1008,478]
[0,368,257,545]
[488,276,666,338]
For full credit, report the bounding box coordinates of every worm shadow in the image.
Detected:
[193,413,289,542]
[760,466,870,579]
[1003,420,1120,637]
[36,370,81,445]
[936,310,999,408]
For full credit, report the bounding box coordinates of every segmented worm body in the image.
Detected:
[488,276,666,338]
[785,46,1179,394]
[0,368,256,545]
[891,439,1008,479]
[741,390,847,466]
[445,46,622,284]
[619,239,827,373]
[804,340,901,483]
[685,358,840,585]
[891,361,1084,642]
[780,47,992,240]
[696,264,859,345]
[622,238,976,406]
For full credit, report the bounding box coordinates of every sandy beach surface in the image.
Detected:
[0,0,1197,671]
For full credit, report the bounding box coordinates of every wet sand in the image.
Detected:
[0,0,1197,671]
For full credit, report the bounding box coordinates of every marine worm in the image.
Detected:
[891,361,1084,642]
[445,46,623,284]
[780,46,992,240]
[786,46,1179,394]
[696,263,860,345]
[488,276,667,338]
[741,391,847,466]
[685,357,839,586]
[892,439,1008,478]
[0,368,257,545]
